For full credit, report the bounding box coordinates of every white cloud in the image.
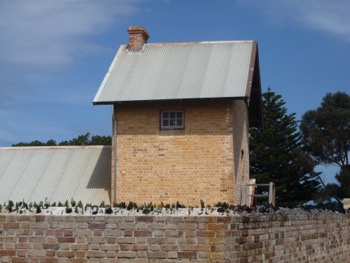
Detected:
[239,0,350,42]
[298,2,350,37]
[0,0,140,73]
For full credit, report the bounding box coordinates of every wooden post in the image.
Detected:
[269,182,276,206]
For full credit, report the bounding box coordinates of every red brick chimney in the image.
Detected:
[127,26,150,51]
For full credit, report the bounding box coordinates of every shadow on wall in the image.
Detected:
[87,146,111,190]
[87,146,111,201]
[115,100,235,136]
[232,100,247,203]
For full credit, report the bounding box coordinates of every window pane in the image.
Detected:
[161,110,184,129]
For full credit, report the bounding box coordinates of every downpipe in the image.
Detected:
[113,114,118,204]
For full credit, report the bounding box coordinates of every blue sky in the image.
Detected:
[0,0,349,183]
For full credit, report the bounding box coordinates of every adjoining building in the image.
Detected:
[0,146,111,204]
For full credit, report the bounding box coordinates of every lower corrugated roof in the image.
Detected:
[0,146,111,205]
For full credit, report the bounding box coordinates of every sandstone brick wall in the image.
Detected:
[112,100,250,206]
[230,213,350,262]
[1,213,350,262]
[232,100,250,204]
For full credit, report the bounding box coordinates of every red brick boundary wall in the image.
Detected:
[1,213,350,262]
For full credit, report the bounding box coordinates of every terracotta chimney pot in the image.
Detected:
[127,26,150,51]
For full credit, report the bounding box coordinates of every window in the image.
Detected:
[161,110,184,130]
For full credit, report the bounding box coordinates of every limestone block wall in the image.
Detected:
[1,213,350,262]
[112,100,250,206]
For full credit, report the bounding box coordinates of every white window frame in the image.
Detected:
[160,110,184,130]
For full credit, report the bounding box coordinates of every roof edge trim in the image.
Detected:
[93,45,125,104]
[0,145,112,150]
[245,41,258,99]
[93,96,249,106]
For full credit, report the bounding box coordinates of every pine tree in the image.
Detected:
[250,88,320,207]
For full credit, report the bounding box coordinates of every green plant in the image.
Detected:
[77,201,83,209]
[105,206,113,214]
[200,200,205,211]
[6,201,14,213]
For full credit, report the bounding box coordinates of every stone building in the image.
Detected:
[93,26,263,206]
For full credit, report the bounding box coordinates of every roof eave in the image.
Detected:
[93,96,249,106]
[246,42,263,129]
[92,45,126,105]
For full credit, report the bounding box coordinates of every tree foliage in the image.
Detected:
[250,88,320,207]
[300,92,350,202]
[300,92,350,168]
[335,167,350,199]
[12,133,111,147]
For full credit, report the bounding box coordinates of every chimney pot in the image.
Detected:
[127,26,150,51]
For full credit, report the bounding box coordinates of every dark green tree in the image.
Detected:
[12,140,56,147]
[59,133,90,146]
[12,133,111,146]
[250,88,320,207]
[335,167,350,198]
[300,92,350,202]
[46,139,57,146]
[90,135,112,145]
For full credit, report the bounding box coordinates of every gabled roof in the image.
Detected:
[94,41,259,103]
[93,39,263,128]
[0,146,111,204]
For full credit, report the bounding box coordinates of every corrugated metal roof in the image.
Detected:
[0,146,111,204]
[93,41,257,104]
